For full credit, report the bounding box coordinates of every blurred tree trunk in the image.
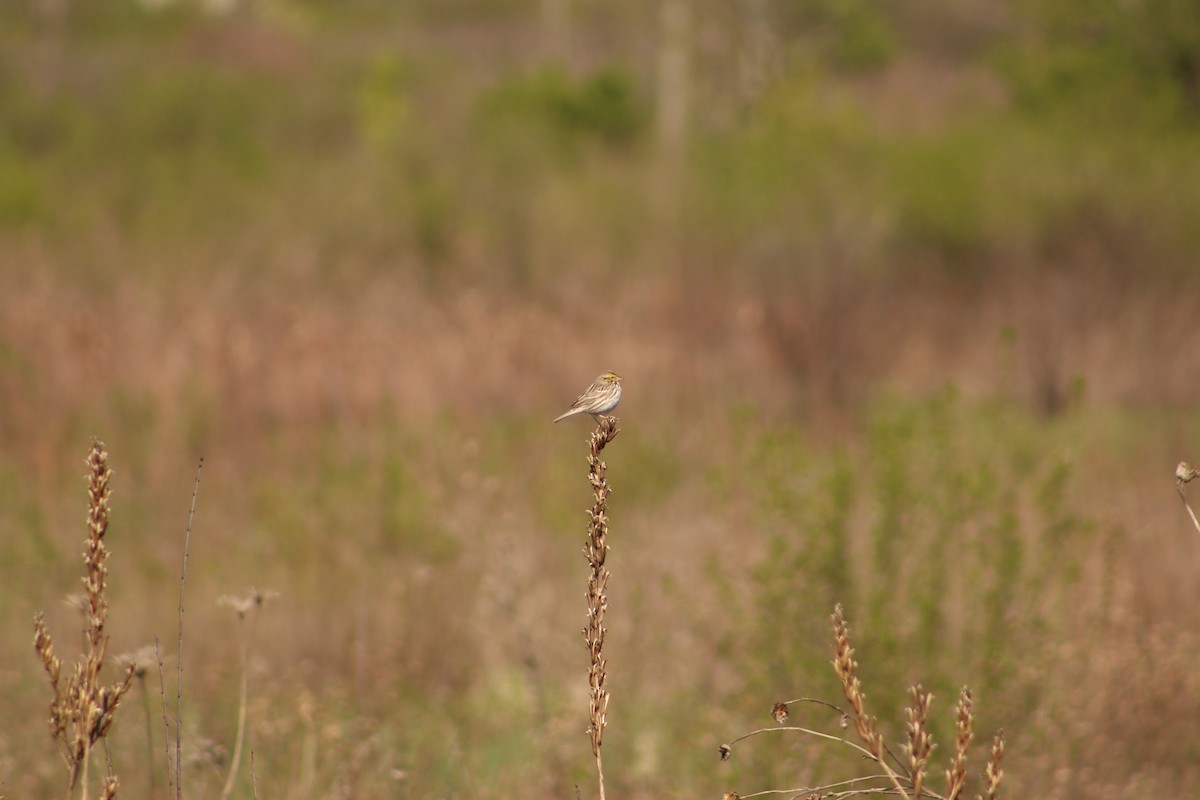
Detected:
[540,0,571,64]
[33,0,66,93]
[738,0,774,104]
[656,0,690,151]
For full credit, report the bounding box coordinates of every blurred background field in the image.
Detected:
[3,1,1200,798]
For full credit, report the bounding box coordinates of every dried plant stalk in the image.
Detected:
[982,730,1005,800]
[582,415,619,800]
[33,440,136,800]
[831,604,909,797]
[904,685,934,799]
[945,687,973,800]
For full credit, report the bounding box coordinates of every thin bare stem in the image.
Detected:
[218,590,273,800]
[776,697,849,717]
[154,637,174,798]
[735,775,894,798]
[218,620,249,800]
[727,725,881,763]
[138,677,156,799]
[176,457,203,800]
[773,696,908,776]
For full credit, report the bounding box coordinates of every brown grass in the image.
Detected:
[4,271,1200,798]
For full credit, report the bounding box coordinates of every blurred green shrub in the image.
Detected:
[776,0,897,71]
[737,389,1093,737]
[0,140,44,226]
[473,67,646,166]
[883,130,987,265]
[1000,0,1200,126]
[358,54,417,159]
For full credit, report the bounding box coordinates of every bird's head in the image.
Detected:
[600,371,621,384]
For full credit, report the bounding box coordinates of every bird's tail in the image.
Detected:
[553,408,581,424]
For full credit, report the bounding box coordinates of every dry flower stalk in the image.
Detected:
[905,685,934,798]
[33,440,136,800]
[582,415,619,800]
[831,604,908,796]
[982,730,1005,800]
[945,687,974,800]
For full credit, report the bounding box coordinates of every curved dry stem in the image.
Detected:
[777,696,849,718]
[736,774,895,799]
[775,696,910,776]
[727,725,882,764]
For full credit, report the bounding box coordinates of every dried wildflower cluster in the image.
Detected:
[217,586,277,800]
[1176,461,1200,535]
[722,603,1008,800]
[33,440,136,799]
[217,587,280,619]
[582,415,619,800]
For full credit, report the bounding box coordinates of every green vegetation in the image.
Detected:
[2,0,1200,286]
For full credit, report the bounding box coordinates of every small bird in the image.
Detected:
[553,371,623,423]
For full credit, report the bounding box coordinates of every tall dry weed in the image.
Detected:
[32,440,136,800]
[581,415,620,800]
